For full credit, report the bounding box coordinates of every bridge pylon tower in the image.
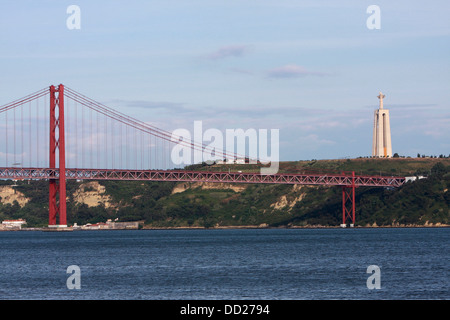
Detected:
[341,171,356,227]
[48,84,67,227]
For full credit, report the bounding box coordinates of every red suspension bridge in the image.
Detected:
[0,84,406,228]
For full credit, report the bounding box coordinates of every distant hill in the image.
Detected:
[1,157,449,228]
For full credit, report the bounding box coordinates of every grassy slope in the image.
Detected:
[147,157,450,228]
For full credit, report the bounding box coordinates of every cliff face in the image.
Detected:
[269,185,310,212]
[172,182,248,194]
[0,186,29,207]
[72,181,114,209]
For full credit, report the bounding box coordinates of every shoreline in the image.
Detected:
[142,224,450,230]
[2,222,449,232]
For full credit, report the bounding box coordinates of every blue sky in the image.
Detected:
[1,0,449,161]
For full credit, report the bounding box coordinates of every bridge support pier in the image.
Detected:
[48,84,67,227]
[341,171,356,228]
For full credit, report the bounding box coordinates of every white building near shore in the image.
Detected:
[1,219,27,230]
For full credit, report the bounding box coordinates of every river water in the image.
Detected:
[0,228,448,300]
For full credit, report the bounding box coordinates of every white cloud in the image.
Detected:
[267,64,328,78]
[206,45,249,60]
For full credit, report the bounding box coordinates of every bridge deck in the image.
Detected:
[0,167,406,188]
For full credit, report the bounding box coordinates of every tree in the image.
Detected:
[431,162,446,176]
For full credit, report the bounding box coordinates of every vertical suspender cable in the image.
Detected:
[75,99,78,168]
[120,120,123,169]
[148,133,151,169]
[163,138,166,170]
[13,106,16,165]
[111,118,114,169]
[44,94,48,168]
[43,95,50,166]
[96,110,99,168]
[135,127,137,170]
[103,114,106,169]
[3,109,6,166]
[90,107,93,169]
[29,101,31,167]
[107,115,109,169]
[36,98,39,167]
[21,102,23,167]
[82,104,84,168]
[126,123,128,169]
[66,98,70,168]
[152,135,154,169]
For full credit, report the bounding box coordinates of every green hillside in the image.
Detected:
[1,157,449,228]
